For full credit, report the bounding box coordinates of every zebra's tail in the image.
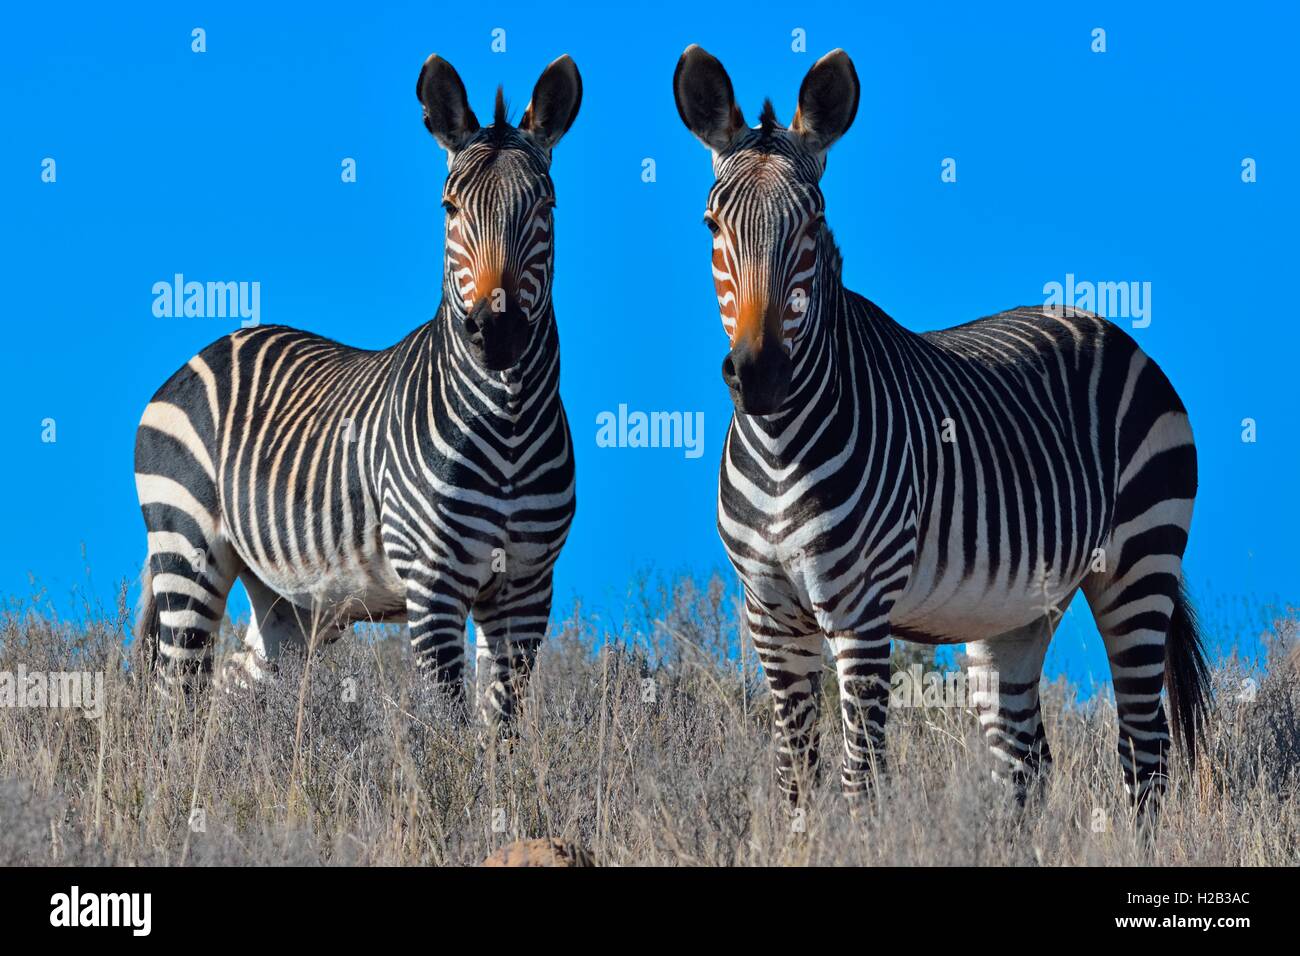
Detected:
[1165,577,1212,773]
[134,560,160,673]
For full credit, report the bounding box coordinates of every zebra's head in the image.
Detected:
[418,54,582,371]
[674,45,858,415]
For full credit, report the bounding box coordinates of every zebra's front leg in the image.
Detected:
[403,569,472,713]
[748,603,825,805]
[827,624,893,803]
[472,579,551,732]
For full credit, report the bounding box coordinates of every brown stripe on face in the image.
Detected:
[732,294,773,350]
[471,266,504,308]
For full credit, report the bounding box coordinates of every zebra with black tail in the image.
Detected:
[674,45,1210,817]
[134,53,582,728]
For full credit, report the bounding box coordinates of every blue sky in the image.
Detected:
[2,1,1296,688]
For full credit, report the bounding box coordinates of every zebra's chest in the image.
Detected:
[719,453,908,629]
[380,421,575,573]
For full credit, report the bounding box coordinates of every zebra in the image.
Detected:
[673,45,1210,818]
[133,53,582,728]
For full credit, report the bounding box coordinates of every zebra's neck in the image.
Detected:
[430,296,563,424]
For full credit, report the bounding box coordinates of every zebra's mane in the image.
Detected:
[488,86,511,145]
[821,224,844,278]
[758,98,780,139]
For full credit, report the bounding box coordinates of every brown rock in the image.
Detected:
[482,838,596,867]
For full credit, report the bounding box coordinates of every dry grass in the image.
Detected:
[1,576,1296,866]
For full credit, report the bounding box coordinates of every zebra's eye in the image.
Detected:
[442,200,459,217]
[703,215,720,236]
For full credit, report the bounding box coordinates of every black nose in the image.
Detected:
[722,339,792,415]
[721,354,740,389]
[465,297,528,370]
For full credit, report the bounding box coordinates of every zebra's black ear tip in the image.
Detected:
[416,53,447,102]
[547,53,583,122]
[824,49,860,97]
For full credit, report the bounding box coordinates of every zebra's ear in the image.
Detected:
[520,55,583,153]
[792,49,859,156]
[674,45,745,154]
[417,54,481,153]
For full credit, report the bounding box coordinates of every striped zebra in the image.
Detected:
[133,54,582,727]
[674,45,1210,817]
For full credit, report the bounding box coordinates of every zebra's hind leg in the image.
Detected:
[138,531,241,701]
[221,573,337,691]
[1083,521,1194,824]
[966,614,1059,806]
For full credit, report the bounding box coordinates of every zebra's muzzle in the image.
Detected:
[463,298,530,371]
[722,337,792,415]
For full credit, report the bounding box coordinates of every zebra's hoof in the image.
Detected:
[481,838,595,868]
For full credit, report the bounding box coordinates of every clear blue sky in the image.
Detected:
[2,1,1295,689]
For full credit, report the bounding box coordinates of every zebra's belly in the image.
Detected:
[238,551,409,624]
[888,568,1083,644]
[768,560,1075,645]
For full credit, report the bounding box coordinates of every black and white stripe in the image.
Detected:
[676,45,1210,815]
[134,54,582,728]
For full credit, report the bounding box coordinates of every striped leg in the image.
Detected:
[404,569,471,709]
[967,617,1056,803]
[827,624,892,800]
[747,599,824,805]
[473,576,552,730]
[135,398,240,698]
[221,573,342,690]
[1084,523,1190,817]
[144,534,240,698]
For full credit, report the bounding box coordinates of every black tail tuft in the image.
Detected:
[134,561,159,673]
[1165,577,1212,773]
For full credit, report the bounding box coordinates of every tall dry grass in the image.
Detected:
[0,576,1296,866]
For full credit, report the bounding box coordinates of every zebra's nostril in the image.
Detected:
[721,355,738,384]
